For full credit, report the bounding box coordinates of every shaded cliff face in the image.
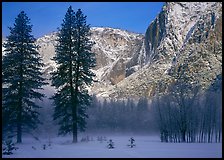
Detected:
[144,6,166,63]
[144,2,222,65]
[102,2,222,99]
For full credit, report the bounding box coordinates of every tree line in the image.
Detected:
[151,63,222,143]
[86,96,156,133]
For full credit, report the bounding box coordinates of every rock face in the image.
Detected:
[144,2,222,65]
[99,2,222,98]
[3,2,222,99]
[90,27,144,84]
[35,27,145,85]
[36,32,57,79]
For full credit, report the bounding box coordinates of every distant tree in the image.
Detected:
[126,98,135,112]
[86,94,100,130]
[2,11,46,143]
[168,63,200,142]
[136,97,149,130]
[153,73,222,143]
[51,6,96,143]
[136,97,148,112]
[198,74,222,143]
[152,95,169,142]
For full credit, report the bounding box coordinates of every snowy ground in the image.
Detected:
[2,134,222,158]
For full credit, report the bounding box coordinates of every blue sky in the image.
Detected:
[2,2,164,38]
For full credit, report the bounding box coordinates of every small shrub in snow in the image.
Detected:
[43,144,46,150]
[2,139,18,155]
[128,137,136,148]
[32,146,36,150]
[107,139,115,149]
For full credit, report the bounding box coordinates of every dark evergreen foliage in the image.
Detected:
[2,11,47,143]
[51,6,96,143]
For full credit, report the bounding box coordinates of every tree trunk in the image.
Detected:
[72,59,80,143]
[218,129,221,143]
[17,108,22,143]
[17,62,23,143]
[68,31,78,143]
[17,92,22,143]
[72,108,77,143]
[71,74,78,143]
[71,79,78,144]
[181,131,186,142]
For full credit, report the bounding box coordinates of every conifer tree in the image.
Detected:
[51,6,96,143]
[2,11,46,143]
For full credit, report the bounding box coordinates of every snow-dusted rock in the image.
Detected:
[3,2,222,99]
[35,27,145,88]
[101,2,222,98]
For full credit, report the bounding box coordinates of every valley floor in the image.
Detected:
[2,134,222,158]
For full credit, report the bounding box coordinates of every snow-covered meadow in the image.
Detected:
[2,134,222,158]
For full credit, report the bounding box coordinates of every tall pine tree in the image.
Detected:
[2,11,46,143]
[51,7,96,143]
